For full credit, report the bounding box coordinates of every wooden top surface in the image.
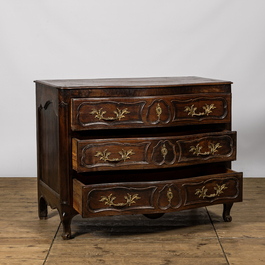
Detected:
[34,76,232,89]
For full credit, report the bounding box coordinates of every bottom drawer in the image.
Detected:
[73,165,242,218]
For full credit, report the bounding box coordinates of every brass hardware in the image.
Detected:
[99,193,141,207]
[161,143,168,159]
[195,184,228,199]
[90,107,130,121]
[95,149,135,162]
[184,104,216,117]
[167,188,173,203]
[189,143,222,156]
[156,103,162,119]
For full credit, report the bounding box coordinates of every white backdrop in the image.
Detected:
[0,0,264,177]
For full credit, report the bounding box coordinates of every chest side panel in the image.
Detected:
[36,85,60,194]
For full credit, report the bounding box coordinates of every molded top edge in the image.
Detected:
[34,76,232,89]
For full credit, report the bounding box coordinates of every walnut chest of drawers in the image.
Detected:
[35,76,243,239]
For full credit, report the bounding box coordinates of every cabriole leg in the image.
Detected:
[223,202,233,222]
[39,196,48,220]
[61,212,77,240]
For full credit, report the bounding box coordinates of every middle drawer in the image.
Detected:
[72,131,236,173]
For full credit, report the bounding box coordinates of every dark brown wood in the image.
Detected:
[35,76,242,239]
[223,202,234,222]
[71,93,231,130]
[72,131,237,172]
[73,168,242,218]
[35,76,232,88]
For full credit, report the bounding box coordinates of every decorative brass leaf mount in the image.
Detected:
[195,184,228,199]
[189,143,222,156]
[90,107,130,121]
[99,193,141,207]
[94,149,135,163]
[184,104,216,117]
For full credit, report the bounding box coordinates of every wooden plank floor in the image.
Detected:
[0,178,264,265]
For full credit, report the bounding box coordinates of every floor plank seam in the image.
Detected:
[43,221,61,265]
[206,207,230,265]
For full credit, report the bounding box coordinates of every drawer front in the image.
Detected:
[183,177,240,206]
[171,96,228,122]
[87,186,157,213]
[72,131,236,172]
[71,94,230,130]
[73,169,242,217]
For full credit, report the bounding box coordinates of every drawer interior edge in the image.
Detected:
[73,164,240,187]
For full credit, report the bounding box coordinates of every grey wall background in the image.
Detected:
[0,0,264,177]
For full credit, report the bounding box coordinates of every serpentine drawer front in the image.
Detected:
[71,94,231,130]
[73,168,242,218]
[35,76,243,239]
[72,131,236,172]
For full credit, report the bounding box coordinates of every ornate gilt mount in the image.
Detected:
[189,143,222,156]
[156,103,162,119]
[99,193,141,207]
[195,184,228,199]
[184,104,216,117]
[161,144,168,159]
[90,107,130,121]
[95,149,135,163]
[167,188,173,203]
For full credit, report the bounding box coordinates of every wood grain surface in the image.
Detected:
[35,77,238,240]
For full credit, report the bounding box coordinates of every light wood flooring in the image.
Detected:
[0,178,264,265]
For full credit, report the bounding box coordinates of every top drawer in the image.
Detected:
[71,94,230,131]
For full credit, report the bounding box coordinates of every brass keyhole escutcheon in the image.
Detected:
[161,143,168,159]
[167,188,173,203]
[156,103,162,119]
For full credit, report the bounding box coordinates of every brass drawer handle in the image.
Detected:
[184,103,216,117]
[90,107,130,121]
[195,184,228,199]
[100,193,141,207]
[189,143,221,156]
[95,149,135,162]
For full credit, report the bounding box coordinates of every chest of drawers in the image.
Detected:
[35,76,243,239]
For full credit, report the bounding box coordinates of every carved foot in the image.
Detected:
[61,230,72,240]
[61,212,76,240]
[39,197,48,220]
[223,203,233,222]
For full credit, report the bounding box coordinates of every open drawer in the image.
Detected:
[72,131,236,173]
[73,165,242,218]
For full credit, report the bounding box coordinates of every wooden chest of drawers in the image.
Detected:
[35,76,243,239]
